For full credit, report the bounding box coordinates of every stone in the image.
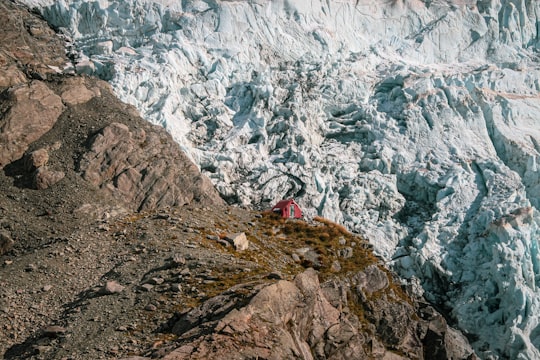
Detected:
[42,325,66,337]
[224,232,249,251]
[0,231,14,256]
[330,260,341,272]
[25,264,37,272]
[144,304,157,311]
[354,265,389,295]
[338,247,353,259]
[217,239,231,248]
[140,284,154,292]
[61,83,95,106]
[100,281,125,295]
[266,272,282,280]
[295,247,322,269]
[24,148,49,171]
[42,285,52,292]
[33,167,65,189]
[149,277,164,285]
[171,254,186,266]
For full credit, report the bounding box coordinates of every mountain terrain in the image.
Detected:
[14,0,540,358]
[0,1,476,359]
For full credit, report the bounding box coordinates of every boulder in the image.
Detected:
[79,122,224,211]
[0,81,64,168]
[0,231,14,255]
[33,167,65,190]
[59,77,99,106]
[100,281,125,295]
[225,232,249,251]
[24,148,49,171]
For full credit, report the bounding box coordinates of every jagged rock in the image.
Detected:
[352,265,390,297]
[0,231,14,255]
[0,64,26,89]
[33,166,65,189]
[0,81,64,168]
[162,268,474,360]
[224,232,249,251]
[59,77,99,105]
[79,122,224,211]
[0,1,67,89]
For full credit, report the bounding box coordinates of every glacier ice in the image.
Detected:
[21,0,540,358]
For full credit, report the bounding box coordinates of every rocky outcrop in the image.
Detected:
[0,0,224,263]
[79,121,224,211]
[0,81,64,168]
[0,0,67,89]
[158,268,475,360]
[0,0,222,212]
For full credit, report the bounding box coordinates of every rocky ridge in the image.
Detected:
[0,1,475,359]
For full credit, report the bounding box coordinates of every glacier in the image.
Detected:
[19,0,540,358]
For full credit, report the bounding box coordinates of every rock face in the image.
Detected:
[0,81,64,168]
[160,268,474,360]
[79,122,223,211]
[22,0,540,357]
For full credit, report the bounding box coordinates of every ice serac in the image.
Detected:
[21,0,540,358]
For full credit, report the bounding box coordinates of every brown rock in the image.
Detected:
[60,77,98,105]
[79,122,224,211]
[168,269,364,359]
[162,268,475,360]
[33,167,65,189]
[0,65,27,88]
[25,148,49,171]
[0,81,64,168]
[354,264,389,295]
[0,231,14,255]
[100,281,125,295]
[0,1,68,90]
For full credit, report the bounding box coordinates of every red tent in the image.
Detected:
[271,199,303,219]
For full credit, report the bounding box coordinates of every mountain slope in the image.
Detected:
[16,0,540,358]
